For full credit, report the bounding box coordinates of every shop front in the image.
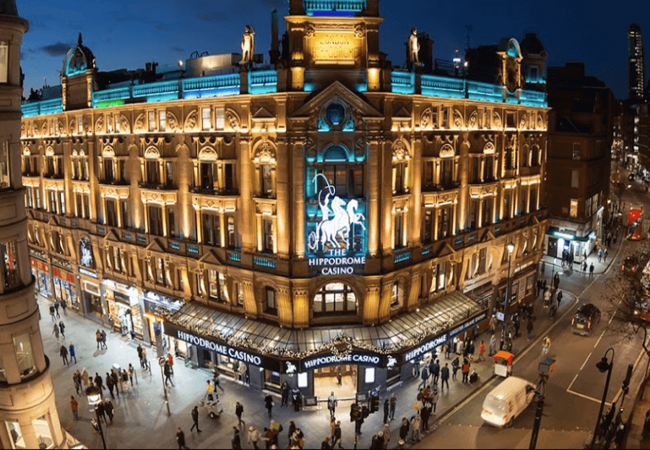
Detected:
[30,256,52,299]
[143,291,185,354]
[52,261,79,311]
[103,279,144,340]
[79,267,104,321]
[545,227,594,263]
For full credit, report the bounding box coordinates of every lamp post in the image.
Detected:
[92,406,107,450]
[590,348,615,448]
[159,356,171,416]
[503,243,515,351]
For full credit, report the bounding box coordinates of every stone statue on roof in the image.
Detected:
[408,27,420,65]
[241,25,256,64]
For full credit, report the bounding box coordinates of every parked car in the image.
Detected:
[481,377,535,428]
[621,256,640,274]
[571,303,601,336]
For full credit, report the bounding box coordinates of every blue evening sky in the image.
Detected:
[17,0,644,99]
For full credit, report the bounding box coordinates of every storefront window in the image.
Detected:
[297,373,308,388]
[0,141,9,189]
[365,368,375,384]
[13,334,35,379]
[6,421,25,449]
[33,415,54,449]
[313,283,357,316]
[1,241,20,290]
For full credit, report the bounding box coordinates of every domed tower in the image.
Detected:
[0,1,67,448]
[61,33,97,110]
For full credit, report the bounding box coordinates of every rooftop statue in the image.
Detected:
[409,27,420,65]
[241,25,256,64]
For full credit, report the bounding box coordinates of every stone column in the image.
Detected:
[363,284,381,325]
[292,140,306,258]
[292,288,309,329]
[368,139,380,257]
[277,286,293,328]
[276,139,290,258]
[239,137,255,253]
[241,279,257,318]
[378,281,394,323]
[410,137,422,248]
[457,135,470,232]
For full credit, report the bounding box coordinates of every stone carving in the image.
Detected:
[82,116,91,135]
[119,115,131,134]
[421,108,432,129]
[102,146,115,158]
[254,141,275,162]
[95,115,104,134]
[453,109,464,129]
[440,144,455,158]
[41,122,48,136]
[354,23,366,38]
[537,114,544,130]
[519,113,528,130]
[167,111,179,132]
[184,110,198,132]
[393,140,410,161]
[468,111,479,129]
[144,146,160,160]
[354,138,365,158]
[68,119,76,136]
[134,114,145,133]
[493,111,502,129]
[225,109,240,130]
[241,25,256,64]
[484,142,496,155]
[58,119,66,136]
[305,23,316,37]
[305,137,316,159]
[198,147,218,162]
[408,27,420,64]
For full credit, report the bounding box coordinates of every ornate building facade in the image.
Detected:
[22,0,548,397]
[0,1,67,448]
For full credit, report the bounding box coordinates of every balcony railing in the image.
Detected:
[304,0,366,12]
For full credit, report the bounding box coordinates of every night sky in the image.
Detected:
[18,0,647,100]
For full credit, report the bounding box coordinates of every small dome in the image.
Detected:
[61,33,96,77]
[0,0,17,16]
[521,33,546,56]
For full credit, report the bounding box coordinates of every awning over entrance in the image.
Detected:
[163,290,485,370]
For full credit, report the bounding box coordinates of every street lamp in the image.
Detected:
[590,348,615,448]
[503,243,515,351]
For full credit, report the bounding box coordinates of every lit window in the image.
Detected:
[570,199,578,218]
[265,287,277,314]
[1,240,20,290]
[13,333,35,379]
[215,107,225,130]
[159,111,166,131]
[313,283,357,315]
[202,108,211,131]
[391,283,401,307]
[148,111,156,131]
[0,141,9,188]
[6,421,25,449]
[33,415,54,449]
[0,42,9,84]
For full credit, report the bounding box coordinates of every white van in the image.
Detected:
[481,377,535,428]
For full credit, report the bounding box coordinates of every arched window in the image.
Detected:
[313,283,357,316]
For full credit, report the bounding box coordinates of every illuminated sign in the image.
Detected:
[312,32,359,65]
[175,329,263,367]
[449,312,488,339]
[404,334,448,363]
[301,352,384,371]
[307,174,367,275]
[553,232,574,241]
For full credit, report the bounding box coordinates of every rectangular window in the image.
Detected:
[484,157,494,181]
[159,111,166,131]
[201,163,215,191]
[6,421,25,449]
[208,270,221,301]
[438,207,451,239]
[120,200,129,228]
[503,192,511,220]
[266,288,277,313]
[165,161,174,186]
[202,108,211,130]
[148,111,156,132]
[49,191,57,214]
[106,199,117,227]
[260,165,273,196]
[394,214,404,249]
[0,42,8,84]
[423,210,432,243]
[571,170,579,189]
[13,333,35,379]
[202,213,221,246]
[423,161,434,188]
[168,208,175,237]
[570,199,579,218]
[156,258,164,285]
[83,195,90,220]
[104,159,114,182]
[146,161,159,185]
[471,158,480,183]
[148,206,163,236]
[393,164,406,194]
[441,159,454,187]
[482,198,492,227]
[478,248,487,274]
[227,216,236,248]
[263,219,274,253]
[224,164,235,193]
[572,143,581,160]
[469,201,477,230]
[1,240,19,290]
[33,415,54,449]
[215,107,225,130]
[0,141,9,188]
[529,65,538,82]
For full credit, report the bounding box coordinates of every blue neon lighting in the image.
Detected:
[310,11,356,16]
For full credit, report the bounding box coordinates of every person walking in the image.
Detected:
[54,301,61,318]
[96,401,107,424]
[164,362,174,387]
[336,365,342,386]
[553,272,560,290]
[462,359,471,384]
[264,393,274,419]
[527,319,534,341]
[94,373,104,393]
[49,304,56,322]
[59,321,66,340]
[430,388,439,414]
[60,299,67,316]
[604,249,609,262]
[281,381,290,407]
[248,426,260,450]
[206,379,215,401]
[333,421,342,449]
[431,359,440,385]
[81,367,91,389]
[213,370,225,393]
[440,363,450,392]
[95,329,102,350]
[137,344,144,368]
[382,423,391,449]
[451,356,459,381]
[489,314,498,334]
[128,364,135,385]
[418,363,429,390]
[420,403,431,432]
[53,323,60,341]
[141,347,149,370]
[235,401,244,427]
[167,353,174,375]
[383,398,390,423]
[70,396,79,420]
[399,418,410,443]
[542,336,551,355]
[232,427,242,449]
[106,372,116,399]
[589,263,595,278]
[68,342,77,364]
[60,344,68,366]
[556,290,563,308]
[489,334,496,357]
[176,427,187,450]
[101,330,107,349]
[190,405,202,432]
[389,393,397,421]
[104,398,114,423]
[327,392,337,419]
[478,341,486,362]
[73,370,82,395]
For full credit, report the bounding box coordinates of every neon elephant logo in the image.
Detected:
[285,362,297,374]
[308,174,366,253]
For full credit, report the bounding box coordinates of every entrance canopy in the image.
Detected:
[164,290,484,370]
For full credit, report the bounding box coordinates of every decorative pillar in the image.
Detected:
[410,138,422,248]
[363,284,381,325]
[241,279,257,318]
[276,139,290,258]
[292,288,310,329]
[378,281,393,323]
[408,272,421,309]
[292,141,306,258]
[277,286,293,328]
[368,140,380,256]
[239,138,255,253]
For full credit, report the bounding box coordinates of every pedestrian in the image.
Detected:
[527,319,534,341]
[248,426,260,450]
[336,365,342,386]
[489,334,496,357]
[137,344,143,367]
[287,420,296,446]
[489,314,498,333]
[68,342,77,364]
[334,421,342,449]
[176,427,187,450]
[232,427,242,450]
[582,260,587,273]
[462,359,471,383]
[81,367,91,389]
[73,370,82,395]
[277,381,288,407]
[590,263,595,278]
[418,363,429,389]
[383,398,390,423]
[101,330,107,349]
[190,405,202,432]
[113,370,121,396]
[235,401,244,427]
[420,403,431,431]
[54,300,60,318]
[60,298,67,316]
[264,393,274,418]
[263,427,273,450]
[96,401,107,424]
[399,417,410,442]
[206,379,214,401]
[556,290,563,308]
[542,336,551,355]
[598,248,602,263]
[553,272,560,290]
[411,413,422,443]
[94,372,104,392]
[321,437,331,449]
[96,329,102,350]
[60,344,68,365]
[59,321,66,339]
[104,398,114,423]
[430,388,439,413]
[451,356,459,381]
[604,249,608,262]
[53,323,60,340]
[164,362,174,387]
[50,304,56,321]
[70,395,79,420]
[327,391,337,419]
[167,353,175,375]
[390,393,397,420]
[106,372,116,399]
[440,363,450,391]
[431,359,440,385]
[213,370,224,393]
[478,341,485,362]
[128,364,134,385]
[141,347,149,370]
